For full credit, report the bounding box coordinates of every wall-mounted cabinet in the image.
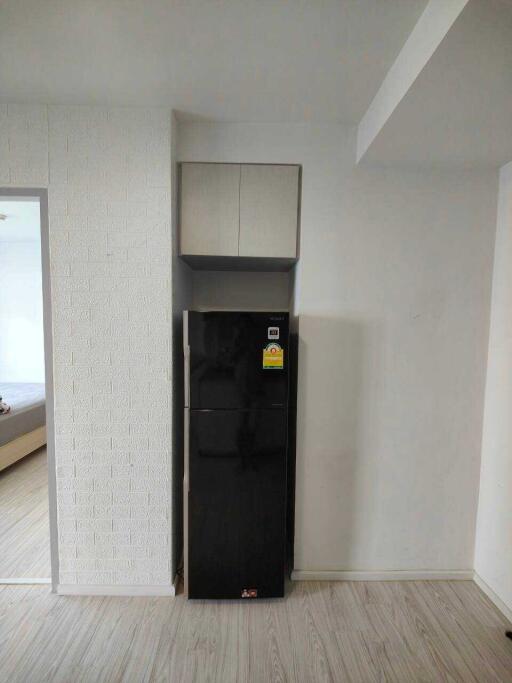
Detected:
[179,162,300,271]
[180,163,240,257]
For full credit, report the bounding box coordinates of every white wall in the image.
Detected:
[178,121,498,574]
[0,239,44,382]
[1,105,500,586]
[474,162,512,615]
[0,104,174,589]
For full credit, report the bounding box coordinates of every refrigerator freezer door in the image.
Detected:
[188,408,287,599]
[187,311,289,410]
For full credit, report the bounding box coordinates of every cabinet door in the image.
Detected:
[239,164,299,258]
[180,163,240,256]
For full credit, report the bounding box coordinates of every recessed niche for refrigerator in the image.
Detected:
[191,269,293,312]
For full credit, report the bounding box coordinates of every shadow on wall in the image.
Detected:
[294,313,384,571]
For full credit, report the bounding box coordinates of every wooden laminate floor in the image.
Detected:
[0,450,511,681]
[0,580,511,682]
[0,447,50,578]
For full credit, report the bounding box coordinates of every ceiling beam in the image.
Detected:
[356,0,469,164]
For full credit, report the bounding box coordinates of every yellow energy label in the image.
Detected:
[262,342,284,369]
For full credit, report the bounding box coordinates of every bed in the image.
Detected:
[0,383,46,472]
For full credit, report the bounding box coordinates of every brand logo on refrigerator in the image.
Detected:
[268,326,280,340]
[241,588,258,598]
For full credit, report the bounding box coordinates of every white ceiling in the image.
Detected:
[0,200,40,243]
[360,0,512,167]
[0,0,427,124]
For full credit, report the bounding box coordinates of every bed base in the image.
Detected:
[0,426,46,472]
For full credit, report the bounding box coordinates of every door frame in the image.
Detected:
[0,187,59,590]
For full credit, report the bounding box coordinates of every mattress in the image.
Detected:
[0,383,46,447]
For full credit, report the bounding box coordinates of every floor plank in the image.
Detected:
[0,447,50,578]
[0,580,511,682]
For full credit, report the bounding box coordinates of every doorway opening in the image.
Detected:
[0,189,57,587]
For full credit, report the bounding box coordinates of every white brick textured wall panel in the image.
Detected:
[0,107,9,183]
[131,451,170,467]
[58,492,75,506]
[149,435,174,453]
[92,422,129,438]
[59,505,94,519]
[60,532,95,546]
[112,505,131,519]
[93,393,130,410]
[75,464,111,480]
[113,518,150,533]
[114,490,147,507]
[148,406,173,422]
[77,544,114,560]
[0,104,173,586]
[94,478,131,493]
[56,465,74,478]
[73,408,111,423]
[150,517,168,533]
[95,532,131,547]
[60,558,95,572]
[92,451,130,466]
[146,544,170,560]
[77,571,114,585]
[132,558,168,573]
[59,519,78,534]
[113,571,150,585]
[148,571,172,585]
[56,422,92,437]
[146,353,173,371]
[74,435,111,452]
[77,519,113,533]
[59,572,78,584]
[6,104,49,186]
[130,480,154,494]
[131,464,149,480]
[115,545,147,560]
[131,532,168,548]
[57,478,94,492]
[93,559,132,572]
[59,546,78,560]
[70,262,113,278]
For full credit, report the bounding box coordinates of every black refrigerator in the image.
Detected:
[184,311,290,599]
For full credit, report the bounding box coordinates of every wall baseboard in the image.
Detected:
[291,569,474,582]
[57,584,176,597]
[0,578,51,585]
[474,573,512,623]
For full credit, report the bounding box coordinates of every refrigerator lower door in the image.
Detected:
[188,409,287,599]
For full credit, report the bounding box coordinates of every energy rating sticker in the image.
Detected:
[263,342,284,370]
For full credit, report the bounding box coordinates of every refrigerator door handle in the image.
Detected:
[184,344,190,409]
[183,310,190,409]
[183,407,190,597]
